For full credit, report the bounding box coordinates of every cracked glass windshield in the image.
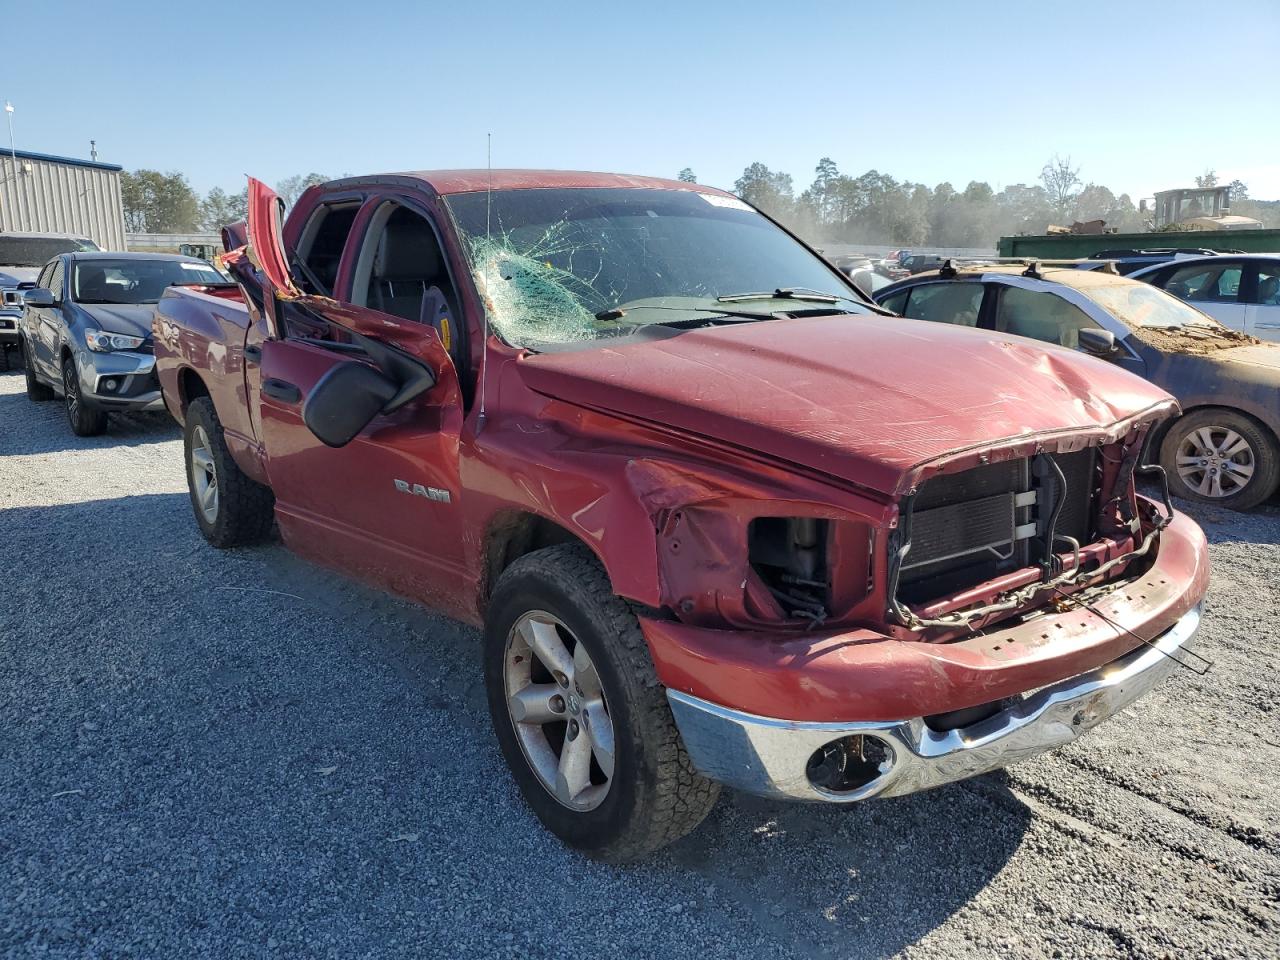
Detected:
[444,187,870,347]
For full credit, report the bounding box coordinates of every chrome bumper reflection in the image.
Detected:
[667,603,1201,802]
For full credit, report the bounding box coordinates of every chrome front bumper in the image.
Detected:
[667,603,1201,803]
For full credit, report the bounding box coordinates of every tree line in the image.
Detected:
[122,161,1278,245]
[120,171,328,234]
[723,157,1278,247]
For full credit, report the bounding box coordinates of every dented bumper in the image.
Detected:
[643,511,1209,800]
[667,602,1200,801]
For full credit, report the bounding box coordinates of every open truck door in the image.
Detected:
[245,176,468,601]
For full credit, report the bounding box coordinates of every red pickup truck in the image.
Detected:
[153,171,1209,860]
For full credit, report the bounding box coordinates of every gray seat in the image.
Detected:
[370,219,447,321]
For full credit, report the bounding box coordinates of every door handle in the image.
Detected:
[262,378,302,404]
[243,344,262,363]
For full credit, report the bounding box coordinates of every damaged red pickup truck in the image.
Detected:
[152,171,1209,860]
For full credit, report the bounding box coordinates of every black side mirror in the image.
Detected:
[22,287,56,308]
[1078,328,1117,357]
[303,361,399,448]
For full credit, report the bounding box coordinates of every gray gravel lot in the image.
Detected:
[1,365,1277,959]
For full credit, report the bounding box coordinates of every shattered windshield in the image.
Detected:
[444,187,869,347]
[1084,281,1219,330]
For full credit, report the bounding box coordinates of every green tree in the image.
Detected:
[677,167,697,183]
[733,162,795,222]
[120,170,201,233]
[1194,169,1219,188]
[200,186,248,232]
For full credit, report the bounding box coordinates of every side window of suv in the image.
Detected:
[35,261,55,291]
[903,282,983,326]
[995,286,1099,349]
[1164,262,1242,303]
[48,259,66,300]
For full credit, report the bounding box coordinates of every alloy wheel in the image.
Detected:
[503,611,615,811]
[190,425,220,523]
[63,363,80,418]
[1176,425,1256,499]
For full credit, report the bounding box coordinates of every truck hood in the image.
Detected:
[0,267,40,287]
[79,303,154,339]
[518,315,1176,496]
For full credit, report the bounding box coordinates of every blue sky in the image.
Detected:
[5,0,1279,200]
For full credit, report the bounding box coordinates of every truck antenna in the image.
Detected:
[478,133,493,429]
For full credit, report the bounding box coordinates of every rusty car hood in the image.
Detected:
[518,315,1176,496]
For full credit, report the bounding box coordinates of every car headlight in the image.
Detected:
[84,329,146,352]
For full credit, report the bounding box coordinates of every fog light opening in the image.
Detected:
[102,378,119,392]
[805,735,895,794]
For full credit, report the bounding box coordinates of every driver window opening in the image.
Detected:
[354,204,460,324]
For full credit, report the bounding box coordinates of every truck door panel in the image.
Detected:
[258,311,468,615]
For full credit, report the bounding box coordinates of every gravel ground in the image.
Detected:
[1,365,1277,960]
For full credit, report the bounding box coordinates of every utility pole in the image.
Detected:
[5,101,23,230]
[90,139,97,162]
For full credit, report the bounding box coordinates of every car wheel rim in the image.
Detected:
[63,365,79,417]
[503,610,614,812]
[1176,425,1255,499]
[190,425,219,523]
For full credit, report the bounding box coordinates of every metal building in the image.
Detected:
[0,148,127,250]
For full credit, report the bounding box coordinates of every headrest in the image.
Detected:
[375,219,442,280]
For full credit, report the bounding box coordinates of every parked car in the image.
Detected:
[875,263,1280,509]
[153,171,1206,860]
[1127,254,1280,343]
[0,231,99,370]
[19,252,225,435]
[904,253,946,274]
[1083,248,1224,276]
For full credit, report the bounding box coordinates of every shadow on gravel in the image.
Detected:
[0,492,1033,958]
[0,368,178,455]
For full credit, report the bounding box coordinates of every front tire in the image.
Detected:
[1160,409,1280,511]
[484,544,719,861]
[62,356,107,436]
[183,397,275,547]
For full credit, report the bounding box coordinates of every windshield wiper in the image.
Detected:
[717,287,854,304]
[594,304,780,323]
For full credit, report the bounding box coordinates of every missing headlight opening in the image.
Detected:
[887,445,1167,630]
[748,517,830,626]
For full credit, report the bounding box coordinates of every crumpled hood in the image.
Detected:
[79,303,154,339]
[0,267,40,287]
[518,315,1176,496]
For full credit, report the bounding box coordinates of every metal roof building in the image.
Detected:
[0,148,127,250]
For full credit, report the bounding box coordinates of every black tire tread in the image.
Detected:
[185,397,275,547]
[63,357,107,436]
[1160,408,1280,511]
[496,543,719,861]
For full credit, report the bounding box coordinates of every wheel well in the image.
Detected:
[178,366,211,414]
[480,511,592,614]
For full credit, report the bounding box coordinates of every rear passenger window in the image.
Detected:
[903,283,983,326]
[296,203,360,296]
[1252,264,1280,305]
[995,286,1099,349]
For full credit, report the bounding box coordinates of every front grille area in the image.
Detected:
[897,450,1096,606]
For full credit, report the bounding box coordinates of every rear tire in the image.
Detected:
[22,342,53,401]
[0,345,12,372]
[484,543,719,861]
[183,397,275,547]
[1160,409,1280,511]
[62,356,107,436]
